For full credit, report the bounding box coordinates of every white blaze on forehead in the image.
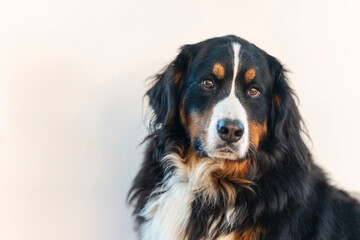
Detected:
[205,42,249,159]
[230,42,241,96]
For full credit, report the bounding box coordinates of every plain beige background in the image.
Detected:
[1,0,360,239]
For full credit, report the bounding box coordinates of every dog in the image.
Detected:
[128,35,360,240]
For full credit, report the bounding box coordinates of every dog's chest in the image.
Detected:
[139,176,194,240]
[139,175,237,240]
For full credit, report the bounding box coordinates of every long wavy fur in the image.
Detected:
[127,36,360,239]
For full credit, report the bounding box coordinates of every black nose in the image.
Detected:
[216,119,244,144]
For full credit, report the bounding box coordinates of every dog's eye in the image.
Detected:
[202,79,215,89]
[248,87,260,97]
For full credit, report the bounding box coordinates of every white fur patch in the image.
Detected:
[230,42,241,97]
[206,42,249,159]
[139,173,193,240]
[139,152,193,240]
[139,153,239,240]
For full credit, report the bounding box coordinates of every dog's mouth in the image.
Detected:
[194,139,250,161]
[207,146,246,161]
[218,146,236,153]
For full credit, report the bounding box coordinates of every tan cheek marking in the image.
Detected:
[213,63,225,79]
[273,94,281,107]
[187,113,200,142]
[249,120,268,147]
[187,114,206,145]
[187,107,214,144]
[245,68,256,83]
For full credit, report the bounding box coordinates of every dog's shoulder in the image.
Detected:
[302,164,360,239]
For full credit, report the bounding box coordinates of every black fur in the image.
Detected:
[128,35,360,239]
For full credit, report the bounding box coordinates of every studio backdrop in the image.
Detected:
[1,0,360,239]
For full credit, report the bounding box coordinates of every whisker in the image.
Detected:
[248,142,258,162]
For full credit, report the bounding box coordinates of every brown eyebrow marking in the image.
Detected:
[212,63,225,79]
[245,68,256,83]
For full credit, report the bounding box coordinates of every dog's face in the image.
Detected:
[148,35,286,162]
[180,38,273,161]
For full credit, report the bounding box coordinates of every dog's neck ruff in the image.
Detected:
[139,150,253,240]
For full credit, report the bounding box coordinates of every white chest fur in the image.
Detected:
[139,174,194,240]
[138,154,237,240]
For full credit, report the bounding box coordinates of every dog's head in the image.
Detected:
[148,35,308,168]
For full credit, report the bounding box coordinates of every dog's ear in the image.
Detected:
[267,55,310,167]
[147,45,195,130]
[268,55,295,138]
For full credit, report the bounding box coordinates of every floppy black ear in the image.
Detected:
[267,55,310,167]
[147,45,194,131]
[127,46,196,227]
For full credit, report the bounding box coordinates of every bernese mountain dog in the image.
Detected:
[128,35,360,239]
